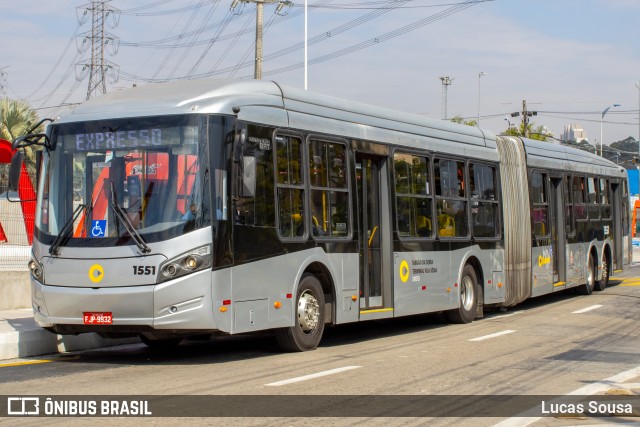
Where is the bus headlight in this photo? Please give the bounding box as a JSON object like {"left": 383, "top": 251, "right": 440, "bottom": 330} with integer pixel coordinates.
{"left": 28, "top": 257, "right": 44, "bottom": 282}
{"left": 158, "top": 245, "right": 211, "bottom": 283}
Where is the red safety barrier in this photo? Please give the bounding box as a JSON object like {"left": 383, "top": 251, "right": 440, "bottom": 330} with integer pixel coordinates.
{"left": 0, "top": 138, "right": 36, "bottom": 244}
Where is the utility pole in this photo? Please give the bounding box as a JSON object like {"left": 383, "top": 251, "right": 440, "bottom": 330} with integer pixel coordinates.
{"left": 76, "top": 0, "right": 120, "bottom": 100}
{"left": 231, "top": 0, "right": 292, "bottom": 80}
{"left": 439, "top": 76, "right": 454, "bottom": 120}
{"left": 519, "top": 100, "right": 537, "bottom": 138}
{"left": 522, "top": 100, "right": 529, "bottom": 138}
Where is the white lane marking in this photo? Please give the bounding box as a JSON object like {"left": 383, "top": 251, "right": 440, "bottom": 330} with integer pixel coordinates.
{"left": 490, "top": 311, "right": 524, "bottom": 319}
{"left": 493, "top": 365, "right": 640, "bottom": 427}
{"left": 572, "top": 304, "right": 603, "bottom": 314}
{"left": 265, "top": 365, "right": 362, "bottom": 387}
{"left": 468, "top": 330, "right": 516, "bottom": 342}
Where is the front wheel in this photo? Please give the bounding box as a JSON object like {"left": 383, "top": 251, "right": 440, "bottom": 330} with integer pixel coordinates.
{"left": 445, "top": 265, "right": 478, "bottom": 324}
{"left": 275, "top": 274, "right": 326, "bottom": 352}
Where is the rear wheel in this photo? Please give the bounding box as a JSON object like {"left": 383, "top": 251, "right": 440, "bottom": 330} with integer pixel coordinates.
{"left": 275, "top": 273, "right": 325, "bottom": 352}
{"left": 594, "top": 251, "right": 609, "bottom": 291}
{"left": 445, "top": 265, "right": 478, "bottom": 324}
{"left": 577, "top": 254, "right": 595, "bottom": 295}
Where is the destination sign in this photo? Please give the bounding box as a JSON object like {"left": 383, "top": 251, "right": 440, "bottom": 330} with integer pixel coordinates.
{"left": 64, "top": 125, "right": 197, "bottom": 152}
{"left": 74, "top": 129, "right": 163, "bottom": 151}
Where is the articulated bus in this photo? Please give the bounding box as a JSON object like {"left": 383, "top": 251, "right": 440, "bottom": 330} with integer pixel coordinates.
{"left": 10, "top": 79, "right": 630, "bottom": 351}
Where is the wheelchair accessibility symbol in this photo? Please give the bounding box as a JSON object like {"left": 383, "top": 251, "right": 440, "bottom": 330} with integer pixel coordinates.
{"left": 91, "top": 220, "right": 107, "bottom": 237}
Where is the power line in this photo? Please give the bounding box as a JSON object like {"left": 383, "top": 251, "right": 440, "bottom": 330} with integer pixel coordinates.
{"left": 166, "top": 1, "right": 222, "bottom": 79}
{"left": 256, "top": 0, "right": 481, "bottom": 78}
{"left": 219, "top": 12, "right": 259, "bottom": 78}
{"left": 35, "top": 0, "right": 484, "bottom": 109}
{"left": 292, "top": 0, "right": 492, "bottom": 8}
{"left": 150, "top": 0, "right": 207, "bottom": 80}
{"left": 537, "top": 113, "right": 638, "bottom": 127}
{"left": 185, "top": 9, "right": 236, "bottom": 78}
{"left": 119, "top": 0, "right": 405, "bottom": 81}
{"left": 120, "top": 0, "right": 214, "bottom": 16}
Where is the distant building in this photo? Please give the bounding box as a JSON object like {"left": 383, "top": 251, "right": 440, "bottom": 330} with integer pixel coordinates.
{"left": 562, "top": 124, "right": 588, "bottom": 143}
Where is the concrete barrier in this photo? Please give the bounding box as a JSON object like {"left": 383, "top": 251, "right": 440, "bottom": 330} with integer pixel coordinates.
{"left": 0, "top": 310, "right": 140, "bottom": 361}
{"left": 0, "top": 270, "right": 30, "bottom": 310}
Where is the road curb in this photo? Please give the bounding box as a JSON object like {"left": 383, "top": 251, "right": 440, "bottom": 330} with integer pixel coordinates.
{"left": 0, "top": 320, "right": 139, "bottom": 361}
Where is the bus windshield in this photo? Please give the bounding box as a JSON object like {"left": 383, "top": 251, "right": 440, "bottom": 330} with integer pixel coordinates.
{"left": 36, "top": 114, "right": 212, "bottom": 246}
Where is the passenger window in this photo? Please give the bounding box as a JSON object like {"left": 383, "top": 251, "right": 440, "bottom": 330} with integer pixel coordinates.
{"left": 394, "top": 152, "right": 433, "bottom": 238}
{"left": 564, "top": 175, "right": 575, "bottom": 236}
{"left": 572, "top": 176, "right": 587, "bottom": 220}
{"left": 530, "top": 171, "right": 549, "bottom": 237}
{"left": 470, "top": 163, "right": 499, "bottom": 238}
{"left": 587, "top": 177, "right": 599, "bottom": 220}
{"left": 434, "top": 158, "right": 468, "bottom": 238}
{"left": 275, "top": 135, "right": 305, "bottom": 239}
{"left": 308, "top": 139, "right": 349, "bottom": 238}
{"left": 600, "top": 179, "right": 611, "bottom": 219}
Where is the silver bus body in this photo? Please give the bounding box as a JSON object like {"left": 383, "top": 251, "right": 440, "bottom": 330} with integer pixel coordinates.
{"left": 23, "top": 79, "right": 629, "bottom": 350}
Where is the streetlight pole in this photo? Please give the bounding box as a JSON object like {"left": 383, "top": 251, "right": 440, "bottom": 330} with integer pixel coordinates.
{"left": 477, "top": 72, "right": 486, "bottom": 126}
{"left": 600, "top": 103, "right": 621, "bottom": 157}
{"left": 439, "top": 76, "right": 453, "bottom": 120}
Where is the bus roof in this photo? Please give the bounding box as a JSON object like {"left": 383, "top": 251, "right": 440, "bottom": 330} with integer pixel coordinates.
{"left": 53, "top": 79, "right": 626, "bottom": 177}
{"left": 55, "top": 78, "right": 494, "bottom": 151}
{"left": 521, "top": 136, "right": 626, "bottom": 178}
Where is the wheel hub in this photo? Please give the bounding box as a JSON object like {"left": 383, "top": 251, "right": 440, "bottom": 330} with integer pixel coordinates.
{"left": 461, "top": 276, "right": 474, "bottom": 311}
{"left": 297, "top": 290, "right": 320, "bottom": 333}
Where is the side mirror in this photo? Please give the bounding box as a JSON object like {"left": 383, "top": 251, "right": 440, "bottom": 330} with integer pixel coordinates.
{"left": 233, "top": 128, "right": 246, "bottom": 162}
{"left": 242, "top": 156, "right": 256, "bottom": 197}
{"left": 8, "top": 150, "right": 24, "bottom": 193}
{"left": 36, "top": 150, "right": 43, "bottom": 182}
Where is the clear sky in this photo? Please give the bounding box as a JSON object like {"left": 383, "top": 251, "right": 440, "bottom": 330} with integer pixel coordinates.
{"left": 1, "top": 0, "right": 639, "bottom": 149}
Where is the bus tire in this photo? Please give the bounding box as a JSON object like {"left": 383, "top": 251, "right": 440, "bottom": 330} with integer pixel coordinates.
{"left": 139, "top": 335, "right": 182, "bottom": 350}
{"left": 594, "top": 251, "right": 609, "bottom": 291}
{"left": 275, "top": 273, "right": 325, "bottom": 352}
{"left": 577, "top": 254, "right": 595, "bottom": 295}
{"left": 445, "top": 264, "right": 478, "bottom": 324}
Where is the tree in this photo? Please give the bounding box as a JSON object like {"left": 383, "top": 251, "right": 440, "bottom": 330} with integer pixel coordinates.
{"left": 0, "top": 97, "right": 44, "bottom": 187}
{"left": 450, "top": 115, "right": 477, "bottom": 127}
{"left": 0, "top": 98, "right": 42, "bottom": 141}
{"left": 609, "top": 137, "right": 638, "bottom": 168}
{"left": 501, "top": 121, "right": 551, "bottom": 141}
{"left": 564, "top": 139, "right": 596, "bottom": 155}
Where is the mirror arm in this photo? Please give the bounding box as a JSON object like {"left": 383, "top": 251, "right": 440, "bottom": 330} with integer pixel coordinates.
{"left": 12, "top": 133, "right": 52, "bottom": 151}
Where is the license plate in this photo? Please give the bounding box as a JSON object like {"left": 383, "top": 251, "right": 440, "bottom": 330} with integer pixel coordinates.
{"left": 83, "top": 312, "right": 113, "bottom": 325}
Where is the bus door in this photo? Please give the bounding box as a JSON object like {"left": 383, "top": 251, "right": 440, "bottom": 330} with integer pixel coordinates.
{"left": 549, "top": 177, "right": 566, "bottom": 284}
{"left": 355, "top": 154, "right": 391, "bottom": 310}
{"left": 611, "top": 182, "right": 623, "bottom": 270}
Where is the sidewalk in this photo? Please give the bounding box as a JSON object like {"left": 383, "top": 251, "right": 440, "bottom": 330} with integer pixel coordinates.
{"left": 0, "top": 308, "right": 138, "bottom": 361}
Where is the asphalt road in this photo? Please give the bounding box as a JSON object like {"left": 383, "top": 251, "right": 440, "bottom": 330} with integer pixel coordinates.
{"left": 1, "top": 265, "right": 639, "bottom": 426}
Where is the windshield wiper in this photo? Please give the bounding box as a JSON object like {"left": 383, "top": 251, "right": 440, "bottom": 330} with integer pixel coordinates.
{"left": 49, "top": 204, "right": 86, "bottom": 255}
{"left": 110, "top": 181, "right": 151, "bottom": 254}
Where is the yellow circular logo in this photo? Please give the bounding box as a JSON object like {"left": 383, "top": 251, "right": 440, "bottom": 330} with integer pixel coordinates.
{"left": 399, "top": 259, "right": 410, "bottom": 283}
{"left": 88, "top": 264, "right": 105, "bottom": 283}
